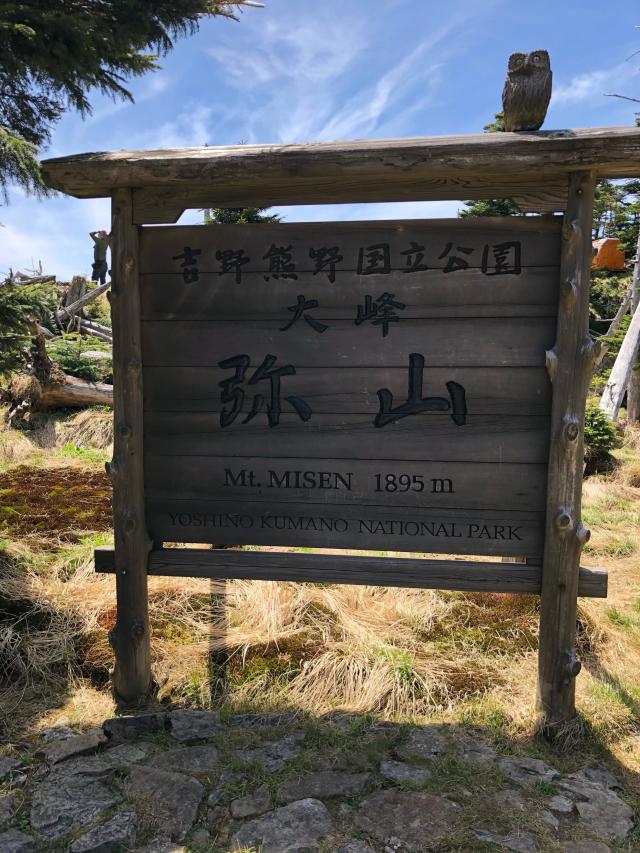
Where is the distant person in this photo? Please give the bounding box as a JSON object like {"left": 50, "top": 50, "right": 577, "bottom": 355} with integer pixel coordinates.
{"left": 90, "top": 229, "right": 111, "bottom": 284}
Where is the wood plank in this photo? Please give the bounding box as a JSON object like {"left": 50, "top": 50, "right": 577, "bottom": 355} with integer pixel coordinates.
{"left": 140, "top": 268, "right": 559, "bottom": 322}
{"left": 144, "top": 499, "right": 545, "bottom": 557}
{"left": 143, "top": 366, "right": 552, "bottom": 416}
{"left": 143, "top": 413, "right": 550, "bottom": 464}
{"left": 144, "top": 456, "right": 548, "bottom": 512}
{"left": 138, "top": 219, "right": 562, "bottom": 274}
{"left": 94, "top": 546, "right": 608, "bottom": 598}
{"left": 41, "top": 127, "right": 640, "bottom": 201}
{"left": 141, "top": 318, "right": 556, "bottom": 368}
{"left": 538, "top": 171, "right": 598, "bottom": 732}
{"left": 107, "top": 188, "right": 153, "bottom": 706}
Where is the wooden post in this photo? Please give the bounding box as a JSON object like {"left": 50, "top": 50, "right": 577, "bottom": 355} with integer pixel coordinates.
{"left": 538, "top": 170, "right": 596, "bottom": 734}
{"left": 107, "top": 188, "right": 153, "bottom": 706}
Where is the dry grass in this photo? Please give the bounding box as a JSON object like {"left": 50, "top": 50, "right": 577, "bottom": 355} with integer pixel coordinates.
{"left": 0, "top": 412, "right": 639, "bottom": 780}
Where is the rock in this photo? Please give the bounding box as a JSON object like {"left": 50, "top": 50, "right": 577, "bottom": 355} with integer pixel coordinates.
{"left": 189, "top": 828, "right": 211, "bottom": 850}
{"left": 235, "top": 733, "right": 303, "bottom": 772}
{"left": 148, "top": 745, "right": 220, "bottom": 776}
{"left": 560, "top": 843, "right": 611, "bottom": 853}
{"left": 355, "top": 790, "right": 461, "bottom": 851}
{"left": 549, "top": 794, "right": 574, "bottom": 813}
{"left": 168, "top": 710, "right": 222, "bottom": 743}
{"left": 137, "top": 838, "right": 185, "bottom": 853}
{"left": 579, "top": 767, "right": 621, "bottom": 790}
{"left": 0, "top": 828, "right": 37, "bottom": 853}
{"left": 125, "top": 766, "right": 203, "bottom": 841}
{"left": 476, "top": 829, "right": 537, "bottom": 852}
{"left": 39, "top": 729, "right": 107, "bottom": 765}
{"left": 206, "top": 790, "right": 222, "bottom": 807}
{"left": 281, "top": 771, "right": 371, "bottom": 802}
{"left": 220, "top": 768, "right": 246, "bottom": 786}
{"left": 380, "top": 759, "right": 432, "bottom": 786}
{"left": 41, "top": 726, "right": 76, "bottom": 742}
{"left": 558, "top": 776, "right": 633, "bottom": 839}
{"left": 395, "top": 725, "right": 447, "bottom": 762}
{"left": 69, "top": 811, "right": 138, "bottom": 852}
{"left": 0, "top": 757, "right": 21, "bottom": 781}
{"left": 231, "top": 798, "right": 333, "bottom": 853}
{"left": 541, "top": 810, "right": 559, "bottom": 830}
{"left": 230, "top": 783, "right": 272, "bottom": 818}
{"left": 30, "top": 761, "right": 120, "bottom": 840}
{"left": 103, "top": 713, "right": 166, "bottom": 740}
{"left": 203, "top": 805, "right": 228, "bottom": 830}
{"left": 0, "top": 793, "right": 17, "bottom": 825}
{"left": 493, "top": 789, "right": 526, "bottom": 812}
{"left": 498, "top": 756, "right": 559, "bottom": 786}
{"left": 101, "top": 742, "right": 152, "bottom": 768}
{"left": 336, "top": 842, "right": 376, "bottom": 853}
{"left": 452, "top": 730, "right": 497, "bottom": 763}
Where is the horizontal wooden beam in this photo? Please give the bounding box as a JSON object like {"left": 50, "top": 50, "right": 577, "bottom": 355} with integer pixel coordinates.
{"left": 42, "top": 128, "right": 640, "bottom": 217}
{"left": 94, "top": 547, "right": 607, "bottom": 597}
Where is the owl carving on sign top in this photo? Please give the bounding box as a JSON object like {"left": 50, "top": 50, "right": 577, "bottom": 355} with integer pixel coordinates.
{"left": 502, "top": 50, "right": 552, "bottom": 132}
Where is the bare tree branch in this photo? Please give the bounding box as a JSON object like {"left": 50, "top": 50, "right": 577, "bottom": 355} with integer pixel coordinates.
{"left": 604, "top": 92, "right": 640, "bottom": 104}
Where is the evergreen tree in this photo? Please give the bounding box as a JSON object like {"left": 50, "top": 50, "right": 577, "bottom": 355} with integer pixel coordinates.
{"left": 0, "top": 1, "right": 252, "bottom": 201}
{"left": 203, "top": 207, "right": 281, "bottom": 224}
{"left": 459, "top": 112, "right": 520, "bottom": 218}
{"left": 0, "top": 281, "right": 57, "bottom": 376}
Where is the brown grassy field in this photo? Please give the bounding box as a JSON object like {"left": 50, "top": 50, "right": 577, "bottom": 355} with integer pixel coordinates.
{"left": 1, "top": 410, "right": 639, "bottom": 798}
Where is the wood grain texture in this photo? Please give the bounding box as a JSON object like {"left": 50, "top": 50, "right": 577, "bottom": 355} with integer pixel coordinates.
{"left": 41, "top": 127, "right": 640, "bottom": 202}
{"left": 143, "top": 413, "right": 550, "bottom": 464}
{"left": 141, "top": 318, "right": 556, "bottom": 368}
{"left": 107, "top": 189, "right": 153, "bottom": 706}
{"left": 538, "top": 171, "right": 597, "bottom": 732}
{"left": 144, "top": 456, "right": 548, "bottom": 511}
{"left": 94, "top": 546, "right": 608, "bottom": 598}
{"left": 143, "top": 366, "right": 552, "bottom": 415}
{"left": 140, "top": 270, "right": 559, "bottom": 322}
{"left": 145, "top": 498, "right": 545, "bottom": 557}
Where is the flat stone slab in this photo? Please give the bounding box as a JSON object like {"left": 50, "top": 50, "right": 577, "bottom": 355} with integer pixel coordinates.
{"left": 335, "top": 842, "right": 376, "bottom": 853}
{"left": 476, "top": 829, "right": 537, "bottom": 852}
{"left": 101, "top": 742, "right": 152, "bottom": 768}
{"left": 148, "top": 745, "right": 220, "bottom": 776}
{"left": 451, "top": 730, "right": 497, "bottom": 763}
{"left": 69, "top": 811, "right": 138, "bottom": 852}
{"left": 103, "top": 713, "right": 166, "bottom": 740}
{"left": 231, "top": 798, "right": 333, "bottom": 853}
{"left": 39, "top": 729, "right": 107, "bottom": 765}
{"left": 0, "top": 828, "right": 37, "bottom": 853}
{"left": 560, "top": 843, "right": 611, "bottom": 853}
{"left": 235, "top": 733, "right": 303, "bottom": 772}
{"left": 230, "top": 783, "right": 272, "bottom": 818}
{"left": 281, "top": 770, "right": 371, "bottom": 802}
{"left": 0, "top": 757, "right": 21, "bottom": 782}
{"left": 137, "top": 839, "right": 186, "bottom": 853}
{"left": 395, "top": 725, "right": 447, "bottom": 762}
{"left": 380, "top": 759, "right": 432, "bottom": 786}
{"left": 30, "top": 764, "right": 120, "bottom": 840}
{"left": 498, "top": 756, "right": 559, "bottom": 786}
{"left": 230, "top": 712, "right": 300, "bottom": 728}
{"left": 125, "top": 766, "right": 203, "bottom": 841}
{"left": 41, "top": 726, "right": 76, "bottom": 742}
{"left": 168, "top": 710, "right": 222, "bottom": 743}
{"left": 0, "top": 793, "right": 17, "bottom": 825}
{"left": 549, "top": 794, "right": 574, "bottom": 814}
{"left": 355, "top": 790, "right": 461, "bottom": 851}
{"left": 558, "top": 775, "right": 633, "bottom": 839}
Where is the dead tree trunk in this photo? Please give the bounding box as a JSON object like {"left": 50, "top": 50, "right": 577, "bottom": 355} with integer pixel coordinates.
{"left": 627, "top": 231, "right": 640, "bottom": 421}
{"left": 600, "top": 297, "right": 640, "bottom": 420}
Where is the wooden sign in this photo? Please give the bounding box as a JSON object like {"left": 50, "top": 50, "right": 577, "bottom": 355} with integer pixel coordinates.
{"left": 140, "top": 218, "right": 558, "bottom": 558}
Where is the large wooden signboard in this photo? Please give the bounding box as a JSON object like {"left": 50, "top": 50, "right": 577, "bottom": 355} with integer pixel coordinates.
{"left": 45, "top": 128, "right": 640, "bottom": 726}
{"left": 141, "top": 218, "right": 558, "bottom": 558}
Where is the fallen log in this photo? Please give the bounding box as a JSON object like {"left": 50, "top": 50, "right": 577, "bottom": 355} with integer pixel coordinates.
{"left": 38, "top": 373, "right": 113, "bottom": 408}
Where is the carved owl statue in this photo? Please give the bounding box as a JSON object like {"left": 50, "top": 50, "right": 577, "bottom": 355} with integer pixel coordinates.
{"left": 502, "top": 50, "right": 552, "bottom": 131}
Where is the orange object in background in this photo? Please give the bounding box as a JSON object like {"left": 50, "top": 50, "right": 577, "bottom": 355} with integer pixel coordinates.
{"left": 592, "top": 237, "right": 626, "bottom": 270}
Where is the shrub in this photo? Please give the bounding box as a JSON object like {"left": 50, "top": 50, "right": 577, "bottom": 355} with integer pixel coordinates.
{"left": 584, "top": 402, "right": 619, "bottom": 464}
{"left": 46, "top": 333, "right": 112, "bottom": 383}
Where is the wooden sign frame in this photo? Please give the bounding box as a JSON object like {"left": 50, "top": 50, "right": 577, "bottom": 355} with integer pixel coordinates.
{"left": 44, "top": 127, "right": 640, "bottom": 730}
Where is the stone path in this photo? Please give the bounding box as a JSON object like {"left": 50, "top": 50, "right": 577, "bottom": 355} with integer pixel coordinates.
{"left": 0, "top": 710, "right": 636, "bottom": 851}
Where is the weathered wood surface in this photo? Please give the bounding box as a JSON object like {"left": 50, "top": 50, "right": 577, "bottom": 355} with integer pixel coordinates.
{"left": 107, "top": 188, "right": 152, "bottom": 706}
{"left": 626, "top": 229, "right": 640, "bottom": 421}
{"left": 94, "top": 546, "right": 608, "bottom": 598}
{"left": 39, "top": 374, "right": 113, "bottom": 408}
{"left": 42, "top": 127, "right": 640, "bottom": 199}
{"left": 601, "top": 269, "right": 640, "bottom": 420}
{"left": 144, "top": 366, "right": 552, "bottom": 415}
{"left": 145, "top": 498, "right": 544, "bottom": 557}
{"left": 538, "top": 171, "right": 597, "bottom": 733}
{"left": 145, "top": 456, "right": 547, "bottom": 510}
{"left": 142, "top": 318, "right": 556, "bottom": 368}
{"left": 140, "top": 270, "right": 559, "bottom": 322}
{"left": 144, "top": 413, "right": 550, "bottom": 464}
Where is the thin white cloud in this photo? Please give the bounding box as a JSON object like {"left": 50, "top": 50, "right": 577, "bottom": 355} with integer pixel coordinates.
{"left": 552, "top": 61, "right": 638, "bottom": 106}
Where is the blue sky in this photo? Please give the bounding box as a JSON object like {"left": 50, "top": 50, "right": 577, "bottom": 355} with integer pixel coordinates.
{"left": 3, "top": 0, "right": 640, "bottom": 280}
